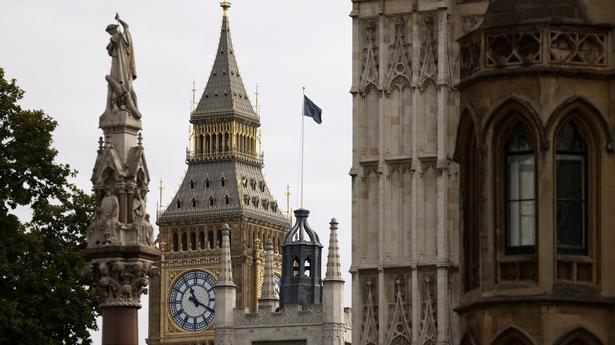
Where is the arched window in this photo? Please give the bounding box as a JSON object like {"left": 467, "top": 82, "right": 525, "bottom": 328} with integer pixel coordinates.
{"left": 225, "top": 195, "right": 230, "bottom": 205}
{"left": 556, "top": 123, "right": 587, "bottom": 255}
{"left": 505, "top": 123, "right": 536, "bottom": 253}
{"left": 208, "top": 230, "right": 214, "bottom": 249}
{"left": 172, "top": 232, "right": 179, "bottom": 252}
{"left": 224, "top": 132, "right": 230, "bottom": 151}
{"left": 212, "top": 134, "right": 217, "bottom": 152}
{"left": 205, "top": 134, "right": 210, "bottom": 154}
{"left": 554, "top": 327, "right": 603, "bottom": 345}
{"left": 221, "top": 177, "right": 226, "bottom": 187}
{"left": 197, "top": 134, "right": 204, "bottom": 156}
{"left": 192, "top": 198, "right": 197, "bottom": 208}
{"left": 292, "top": 257, "right": 300, "bottom": 277}
{"left": 304, "top": 258, "right": 312, "bottom": 277}
{"left": 209, "top": 196, "right": 215, "bottom": 206}
{"left": 176, "top": 199, "right": 181, "bottom": 209}
{"left": 491, "top": 327, "right": 534, "bottom": 345}
{"left": 459, "top": 115, "right": 480, "bottom": 291}
{"left": 205, "top": 178, "right": 211, "bottom": 189}
{"left": 190, "top": 180, "right": 195, "bottom": 189}
{"left": 217, "top": 229, "right": 222, "bottom": 248}
{"left": 199, "top": 230, "right": 205, "bottom": 250}
{"left": 181, "top": 231, "right": 188, "bottom": 251}
{"left": 190, "top": 231, "right": 196, "bottom": 250}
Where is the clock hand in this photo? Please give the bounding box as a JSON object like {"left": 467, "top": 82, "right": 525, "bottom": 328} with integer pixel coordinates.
{"left": 188, "top": 295, "right": 200, "bottom": 307}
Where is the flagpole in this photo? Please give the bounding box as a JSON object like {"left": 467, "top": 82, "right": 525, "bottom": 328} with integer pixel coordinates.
{"left": 300, "top": 87, "right": 305, "bottom": 208}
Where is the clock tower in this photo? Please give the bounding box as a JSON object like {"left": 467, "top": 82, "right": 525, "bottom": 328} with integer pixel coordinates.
{"left": 147, "top": 2, "right": 289, "bottom": 344}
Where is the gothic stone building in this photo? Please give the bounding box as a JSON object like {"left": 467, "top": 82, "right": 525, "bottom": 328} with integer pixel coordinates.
{"left": 215, "top": 210, "right": 352, "bottom": 345}
{"left": 147, "top": 3, "right": 289, "bottom": 344}
{"left": 455, "top": 0, "right": 615, "bottom": 345}
{"left": 349, "top": 1, "right": 488, "bottom": 345}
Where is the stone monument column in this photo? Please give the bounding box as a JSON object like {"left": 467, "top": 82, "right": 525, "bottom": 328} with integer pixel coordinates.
{"left": 82, "top": 14, "right": 160, "bottom": 345}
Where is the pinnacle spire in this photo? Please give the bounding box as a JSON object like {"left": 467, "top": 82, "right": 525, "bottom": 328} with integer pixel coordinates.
{"left": 218, "top": 224, "right": 235, "bottom": 287}
{"left": 192, "top": 4, "right": 257, "bottom": 122}
{"left": 258, "top": 239, "right": 279, "bottom": 310}
{"left": 324, "top": 218, "right": 343, "bottom": 281}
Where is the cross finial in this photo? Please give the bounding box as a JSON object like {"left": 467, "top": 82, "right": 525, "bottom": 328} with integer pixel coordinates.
{"left": 220, "top": 0, "right": 231, "bottom": 16}
{"left": 98, "top": 136, "right": 104, "bottom": 152}
{"left": 138, "top": 132, "right": 143, "bottom": 146}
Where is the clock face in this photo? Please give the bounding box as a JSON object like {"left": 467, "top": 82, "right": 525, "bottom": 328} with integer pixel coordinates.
{"left": 169, "top": 270, "right": 216, "bottom": 331}
{"left": 274, "top": 274, "right": 281, "bottom": 297}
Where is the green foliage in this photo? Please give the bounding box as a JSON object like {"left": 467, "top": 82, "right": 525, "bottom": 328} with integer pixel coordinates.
{"left": 0, "top": 68, "right": 99, "bottom": 345}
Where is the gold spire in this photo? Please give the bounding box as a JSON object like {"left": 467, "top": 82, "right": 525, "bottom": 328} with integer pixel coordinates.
{"left": 220, "top": 0, "right": 231, "bottom": 16}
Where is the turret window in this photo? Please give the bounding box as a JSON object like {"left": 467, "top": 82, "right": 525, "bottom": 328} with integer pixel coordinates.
{"left": 505, "top": 123, "right": 536, "bottom": 253}
{"left": 304, "top": 258, "right": 312, "bottom": 277}
{"left": 176, "top": 199, "right": 181, "bottom": 209}
{"left": 292, "top": 257, "right": 300, "bottom": 277}
{"left": 209, "top": 196, "right": 215, "bottom": 206}
{"left": 192, "top": 198, "right": 197, "bottom": 208}
{"left": 190, "top": 180, "right": 195, "bottom": 189}
{"left": 225, "top": 195, "right": 230, "bottom": 205}
{"left": 221, "top": 177, "right": 226, "bottom": 187}
{"left": 556, "top": 123, "right": 587, "bottom": 254}
{"left": 205, "top": 178, "right": 211, "bottom": 189}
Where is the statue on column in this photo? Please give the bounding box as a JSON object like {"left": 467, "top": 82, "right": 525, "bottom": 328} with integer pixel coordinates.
{"left": 104, "top": 13, "right": 142, "bottom": 119}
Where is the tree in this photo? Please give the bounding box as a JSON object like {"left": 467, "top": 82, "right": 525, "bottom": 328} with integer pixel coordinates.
{"left": 0, "top": 67, "right": 99, "bottom": 345}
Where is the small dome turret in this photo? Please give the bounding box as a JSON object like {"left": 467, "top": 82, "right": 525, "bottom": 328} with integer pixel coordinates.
{"left": 283, "top": 208, "right": 321, "bottom": 245}
{"left": 280, "top": 208, "right": 323, "bottom": 308}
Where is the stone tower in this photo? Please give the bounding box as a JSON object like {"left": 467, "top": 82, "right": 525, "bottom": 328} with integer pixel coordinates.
{"left": 280, "top": 208, "right": 323, "bottom": 308}
{"left": 147, "top": 2, "right": 289, "bottom": 344}
{"left": 455, "top": 0, "right": 615, "bottom": 344}
{"left": 349, "top": 1, "right": 487, "bottom": 345}
{"left": 83, "top": 14, "right": 159, "bottom": 345}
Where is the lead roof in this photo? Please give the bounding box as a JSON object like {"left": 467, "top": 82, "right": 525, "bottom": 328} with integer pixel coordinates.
{"left": 191, "top": 14, "right": 257, "bottom": 123}
{"left": 159, "top": 8, "right": 288, "bottom": 229}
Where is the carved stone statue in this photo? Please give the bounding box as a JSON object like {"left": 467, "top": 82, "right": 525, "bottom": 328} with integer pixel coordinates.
{"left": 99, "top": 188, "right": 121, "bottom": 244}
{"left": 105, "top": 13, "right": 141, "bottom": 119}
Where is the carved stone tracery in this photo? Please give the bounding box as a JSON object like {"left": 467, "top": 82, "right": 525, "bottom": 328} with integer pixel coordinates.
{"left": 385, "top": 16, "right": 412, "bottom": 93}
{"left": 360, "top": 19, "right": 380, "bottom": 94}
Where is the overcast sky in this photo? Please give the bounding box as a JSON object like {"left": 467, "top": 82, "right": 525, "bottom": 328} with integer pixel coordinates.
{"left": 1, "top": 1, "right": 352, "bottom": 344}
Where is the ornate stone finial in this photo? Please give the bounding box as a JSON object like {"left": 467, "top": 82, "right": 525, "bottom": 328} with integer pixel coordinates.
{"left": 258, "top": 239, "right": 279, "bottom": 310}
{"left": 220, "top": 0, "right": 231, "bottom": 16}
{"left": 218, "top": 224, "right": 235, "bottom": 287}
{"left": 103, "top": 13, "right": 141, "bottom": 120}
{"left": 324, "top": 218, "right": 344, "bottom": 282}
{"left": 137, "top": 132, "right": 143, "bottom": 147}
{"left": 98, "top": 136, "right": 104, "bottom": 153}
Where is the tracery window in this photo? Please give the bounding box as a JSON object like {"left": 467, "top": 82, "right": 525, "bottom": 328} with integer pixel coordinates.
{"left": 292, "top": 257, "right": 300, "bottom": 277}
{"left": 556, "top": 123, "right": 587, "bottom": 254}
{"left": 505, "top": 123, "right": 536, "bottom": 253}
{"left": 304, "top": 258, "right": 312, "bottom": 277}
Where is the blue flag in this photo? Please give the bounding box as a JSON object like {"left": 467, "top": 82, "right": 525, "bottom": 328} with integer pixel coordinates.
{"left": 303, "top": 95, "right": 322, "bottom": 124}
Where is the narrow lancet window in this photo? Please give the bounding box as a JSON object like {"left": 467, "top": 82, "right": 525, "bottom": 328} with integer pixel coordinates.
{"left": 556, "top": 123, "right": 587, "bottom": 254}
{"left": 505, "top": 123, "right": 536, "bottom": 253}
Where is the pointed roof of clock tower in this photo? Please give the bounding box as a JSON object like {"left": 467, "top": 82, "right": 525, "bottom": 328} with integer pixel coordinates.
{"left": 192, "top": 0, "right": 257, "bottom": 123}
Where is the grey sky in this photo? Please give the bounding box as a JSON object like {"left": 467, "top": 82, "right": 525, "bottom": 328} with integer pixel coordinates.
{"left": 0, "top": 1, "right": 352, "bottom": 344}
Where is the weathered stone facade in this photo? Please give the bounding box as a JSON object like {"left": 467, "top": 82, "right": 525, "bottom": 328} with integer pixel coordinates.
{"left": 455, "top": 1, "right": 615, "bottom": 345}
{"left": 349, "top": 1, "right": 487, "bottom": 345}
